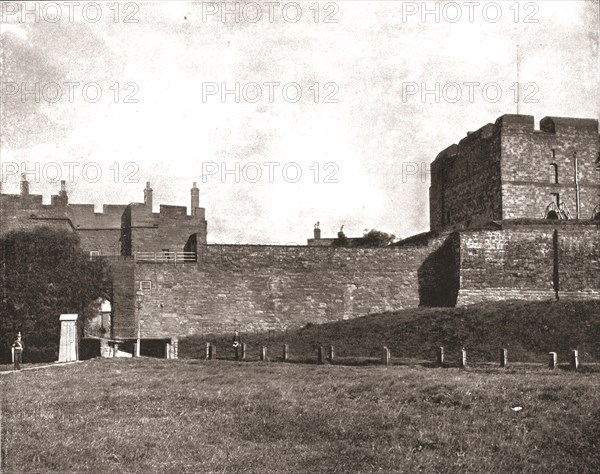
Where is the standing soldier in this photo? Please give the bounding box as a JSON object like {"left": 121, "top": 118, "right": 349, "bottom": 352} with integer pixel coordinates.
{"left": 12, "top": 332, "right": 24, "bottom": 371}
{"left": 232, "top": 330, "right": 241, "bottom": 360}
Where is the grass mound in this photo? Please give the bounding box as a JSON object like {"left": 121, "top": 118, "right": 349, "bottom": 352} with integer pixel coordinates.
{"left": 180, "top": 300, "right": 600, "bottom": 364}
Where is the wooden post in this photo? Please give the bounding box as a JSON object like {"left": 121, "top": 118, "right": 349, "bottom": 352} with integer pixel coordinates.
{"left": 570, "top": 349, "right": 579, "bottom": 370}
{"left": 549, "top": 352, "right": 557, "bottom": 369}
{"left": 240, "top": 343, "right": 246, "bottom": 360}
{"left": 459, "top": 348, "right": 467, "bottom": 369}
{"left": 437, "top": 347, "right": 444, "bottom": 368}
{"left": 382, "top": 347, "right": 391, "bottom": 366}
{"left": 500, "top": 348, "right": 508, "bottom": 368}
{"left": 317, "top": 346, "right": 324, "bottom": 364}
{"left": 209, "top": 344, "right": 216, "bottom": 360}
{"left": 283, "top": 344, "right": 289, "bottom": 362}
{"left": 205, "top": 342, "right": 210, "bottom": 360}
{"left": 260, "top": 346, "right": 267, "bottom": 362}
{"left": 328, "top": 345, "right": 334, "bottom": 363}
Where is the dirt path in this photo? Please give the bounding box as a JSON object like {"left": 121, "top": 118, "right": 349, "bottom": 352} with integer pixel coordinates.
{"left": 0, "top": 360, "right": 82, "bottom": 375}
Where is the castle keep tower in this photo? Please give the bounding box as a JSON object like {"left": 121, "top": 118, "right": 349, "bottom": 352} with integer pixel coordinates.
{"left": 430, "top": 115, "right": 600, "bottom": 231}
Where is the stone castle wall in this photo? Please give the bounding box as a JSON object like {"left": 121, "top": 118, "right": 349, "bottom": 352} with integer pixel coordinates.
{"left": 111, "top": 221, "right": 598, "bottom": 340}
{"left": 0, "top": 189, "right": 125, "bottom": 255}
{"left": 429, "top": 122, "right": 503, "bottom": 230}
{"left": 430, "top": 115, "right": 600, "bottom": 231}
{"left": 457, "top": 223, "right": 600, "bottom": 305}
{"left": 0, "top": 181, "right": 207, "bottom": 257}
{"left": 500, "top": 116, "right": 600, "bottom": 220}
{"left": 2, "top": 115, "right": 598, "bottom": 346}
{"left": 122, "top": 242, "right": 446, "bottom": 338}
{"left": 121, "top": 203, "right": 207, "bottom": 256}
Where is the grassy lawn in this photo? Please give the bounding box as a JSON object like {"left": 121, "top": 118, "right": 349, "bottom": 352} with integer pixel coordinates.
{"left": 1, "top": 358, "right": 599, "bottom": 473}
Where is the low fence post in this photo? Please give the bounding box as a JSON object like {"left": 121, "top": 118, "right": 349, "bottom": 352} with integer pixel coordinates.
{"left": 382, "top": 347, "right": 391, "bottom": 366}
{"left": 500, "top": 348, "right": 508, "bottom": 368}
{"left": 205, "top": 342, "right": 210, "bottom": 360}
{"left": 570, "top": 349, "right": 579, "bottom": 370}
{"left": 240, "top": 343, "right": 246, "bottom": 360}
{"left": 459, "top": 348, "right": 467, "bottom": 369}
{"left": 283, "top": 344, "right": 289, "bottom": 362}
{"left": 437, "top": 347, "right": 444, "bottom": 368}
{"left": 549, "top": 352, "right": 557, "bottom": 369}
{"left": 209, "top": 344, "right": 216, "bottom": 360}
{"left": 328, "top": 345, "right": 334, "bottom": 363}
{"left": 260, "top": 346, "right": 267, "bottom": 362}
{"left": 317, "top": 346, "right": 325, "bottom": 364}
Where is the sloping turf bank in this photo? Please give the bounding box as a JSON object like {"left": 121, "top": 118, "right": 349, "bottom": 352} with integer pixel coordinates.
{"left": 180, "top": 300, "right": 600, "bottom": 364}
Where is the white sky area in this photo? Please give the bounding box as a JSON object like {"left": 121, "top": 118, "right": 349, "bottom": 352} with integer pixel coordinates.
{"left": 1, "top": 1, "right": 598, "bottom": 243}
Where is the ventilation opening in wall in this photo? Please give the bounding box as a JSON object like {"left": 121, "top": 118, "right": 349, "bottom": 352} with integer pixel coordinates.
{"left": 549, "top": 163, "right": 558, "bottom": 184}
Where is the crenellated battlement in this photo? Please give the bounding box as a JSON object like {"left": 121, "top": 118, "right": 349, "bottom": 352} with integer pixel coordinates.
{"left": 434, "top": 116, "right": 600, "bottom": 169}
{"left": 1, "top": 177, "right": 208, "bottom": 256}
{"left": 430, "top": 114, "right": 600, "bottom": 232}
{"left": 494, "top": 114, "right": 599, "bottom": 135}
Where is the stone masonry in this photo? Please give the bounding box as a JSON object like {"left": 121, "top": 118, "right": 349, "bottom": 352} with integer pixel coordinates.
{"left": 430, "top": 115, "right": 600, "bottom": 230}
{"left": 2, "top": 114, "right": 599, "bottom": 353}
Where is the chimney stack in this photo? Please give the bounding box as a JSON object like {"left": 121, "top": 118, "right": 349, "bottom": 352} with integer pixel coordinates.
{"left": 314, "top": 221, "right": 321, "bottom": 240}
{"left": 59, "top": 180, "right": 68, "bottom": 203}
{"left": 20, "top": 174, "right": 29, "bottom": 196}
{"left": 144, "top": 181, "right": 153, "bottom": 212}
{"left": 52, "top": 180, "right": 69, "bottom": 206}
{"left": 191, "top": 182, "right": 200, "bottom": 216}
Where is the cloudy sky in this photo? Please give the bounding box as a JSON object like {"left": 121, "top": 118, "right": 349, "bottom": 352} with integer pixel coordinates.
{"left": 1, "top": 1, "right": 598, "bottom": 243}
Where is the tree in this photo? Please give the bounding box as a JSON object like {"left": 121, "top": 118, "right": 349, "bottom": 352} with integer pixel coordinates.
{"left": 0, "top": 227, "right": 111, "bottom": 363}
{"left": 358, "top": 229, "right": 397, "bottom": 247}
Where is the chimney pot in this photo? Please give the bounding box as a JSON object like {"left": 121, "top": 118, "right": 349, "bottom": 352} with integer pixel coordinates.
{"left": 144, "top": 181, "right": 153, "bottom": 212}
{"left": 20, "top": 174, "right": 29, "bottom": 196}
{"left": 191, "top": 182, "right": 200, "bottom": 215}
{"left": 313, "top": 222, "right": 321, "bottom": 240}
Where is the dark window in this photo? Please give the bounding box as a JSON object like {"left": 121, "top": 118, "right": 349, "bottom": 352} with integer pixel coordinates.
{"left": 549, "top": 163, "right": 558, "bottom": 184}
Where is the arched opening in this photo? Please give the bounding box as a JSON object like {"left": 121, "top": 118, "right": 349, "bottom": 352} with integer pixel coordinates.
{"left": 546, "top": 193, "right": 561, "bottom": 219}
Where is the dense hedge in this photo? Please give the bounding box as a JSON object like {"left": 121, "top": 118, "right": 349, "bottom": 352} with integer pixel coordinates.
{"left": 0, "top": 227, "right": 110, "bottom": 363}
